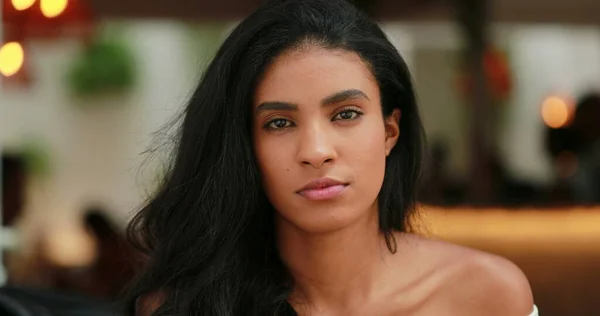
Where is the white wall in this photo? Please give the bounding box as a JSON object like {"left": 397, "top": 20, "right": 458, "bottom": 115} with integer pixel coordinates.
{"left": 385, "top": 23, "right": 600, "bottom": 184}
{"left": 501, "top": 25, "right": 600, "bottom": 183}
{"left": 1, "top": 21, "right": 208, "bottom": 239}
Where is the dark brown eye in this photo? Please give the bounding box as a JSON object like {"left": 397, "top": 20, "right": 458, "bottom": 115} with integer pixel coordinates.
{"left": 333, "top": 109, "right": 362, "bottom": 121}
{"left": 265, "top": 118, "right": 292, "bottom": 129}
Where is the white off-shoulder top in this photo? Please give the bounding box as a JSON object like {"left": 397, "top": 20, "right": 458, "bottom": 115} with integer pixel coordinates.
{"left": 529, "top": 305, "right": 539, "bottom": 316}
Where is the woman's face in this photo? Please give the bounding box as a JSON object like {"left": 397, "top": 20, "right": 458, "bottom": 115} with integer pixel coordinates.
{"left": 253, "top": 46, "right": 400, "bottom": 233}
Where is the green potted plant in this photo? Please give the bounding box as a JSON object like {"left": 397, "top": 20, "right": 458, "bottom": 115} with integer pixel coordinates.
{"left": 67, "top": 35, "right": 136, "bottom": 100}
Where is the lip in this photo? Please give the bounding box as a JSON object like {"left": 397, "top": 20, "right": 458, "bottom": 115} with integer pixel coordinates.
{"left": 296, "top": 177, "right": 349, "bottom": 201}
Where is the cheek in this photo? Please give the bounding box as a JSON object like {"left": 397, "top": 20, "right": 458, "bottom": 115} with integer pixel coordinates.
{"left": 352, "top": 120, "right": 387, "bottom": 165}
{"left": 347, "top": 120, "right": 388, "bottom": 192}
{"left": 254, "top": 136, "right": 294, "bottom": 192}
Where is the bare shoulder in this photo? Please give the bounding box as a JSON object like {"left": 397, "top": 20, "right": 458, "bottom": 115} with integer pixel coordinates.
{"left": 398, "top": 234, "right": 534, "bottom": 315}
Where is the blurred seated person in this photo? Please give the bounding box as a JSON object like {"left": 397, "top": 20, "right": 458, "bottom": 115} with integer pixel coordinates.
{"left": 546, "top": 92, "right": 600, "bottom": 204}
{"left": 50, "top": 206, "right": 140, "bottom": 299}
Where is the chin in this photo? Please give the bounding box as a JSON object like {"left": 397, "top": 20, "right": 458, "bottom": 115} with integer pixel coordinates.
{"left": 278, "top": 203, "right": 375, "bottom": 234}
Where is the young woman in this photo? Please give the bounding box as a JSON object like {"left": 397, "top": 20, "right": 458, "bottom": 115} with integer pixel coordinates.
{"left": 126, "top": 0, "right": 538, "bottom": 315}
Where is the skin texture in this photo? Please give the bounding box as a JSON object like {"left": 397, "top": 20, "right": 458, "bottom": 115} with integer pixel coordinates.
{"left": 250, "top": 46, "right": 534, "bottom": 316}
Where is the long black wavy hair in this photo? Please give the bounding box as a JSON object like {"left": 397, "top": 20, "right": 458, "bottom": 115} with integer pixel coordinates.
{"left": 124, "top": 0, "right": 424, "bottom": 314}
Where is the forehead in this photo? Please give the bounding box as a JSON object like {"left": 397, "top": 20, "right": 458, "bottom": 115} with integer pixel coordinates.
{"left": 254, "top": 47, "right": 378, "bottom": 104}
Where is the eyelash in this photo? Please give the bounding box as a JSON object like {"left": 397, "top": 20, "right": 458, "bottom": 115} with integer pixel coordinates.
{"left": 263, "top": 108, "right": 364, "bottom": 130}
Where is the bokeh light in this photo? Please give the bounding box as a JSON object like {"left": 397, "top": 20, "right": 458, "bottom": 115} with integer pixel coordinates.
{"left": 40, "top": 0, "right": 68, "bottom": 18}
{"left": 11, "top": 0, "right": 36, "bottom": 11}
{"left": 0, "top": 42, "right": 25, "bottom": 77}
{"left": 541, "top": 96, "right": 573, "bottom": 129}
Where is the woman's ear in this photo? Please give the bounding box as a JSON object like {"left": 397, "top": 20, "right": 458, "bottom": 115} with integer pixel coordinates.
{"left": 384, "top": 109, "right": 401, "bottom": 156}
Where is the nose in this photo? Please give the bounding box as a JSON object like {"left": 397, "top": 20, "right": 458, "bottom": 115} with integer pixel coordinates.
{"left": 297, "top": 122, "right": 337, "bottom": 168}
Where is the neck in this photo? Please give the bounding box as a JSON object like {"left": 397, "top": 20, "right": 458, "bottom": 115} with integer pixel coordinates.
{"left": 276, "top": 204, "right": 393, "bottom": 312}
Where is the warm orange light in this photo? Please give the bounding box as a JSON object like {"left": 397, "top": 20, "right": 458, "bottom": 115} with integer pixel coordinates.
{"left": 11, "top": 0, "right": 36, "bottom": 11}
{"left": 0, "top": 42, "right": 25, "bottom": 77}
{"left": 541, "top": 96, "right": 573, "bottom": 129}
{"left": 422, "top": 205, "right": 600, "bottom": 252}
{"left": 40, "top": 0, "right": 68, "bottom": 18}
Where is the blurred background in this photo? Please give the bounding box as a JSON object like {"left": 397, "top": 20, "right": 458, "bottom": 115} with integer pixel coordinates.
{"left": 1, "top": 0, "right": 599, "bottom": 315}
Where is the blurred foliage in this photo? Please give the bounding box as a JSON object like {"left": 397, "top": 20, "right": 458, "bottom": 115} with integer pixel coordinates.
{"left": 67, "top": 35, "right": 136, "bottom": 99}
{"left": 21, "top": 139, "right": 53, "bottom": 178}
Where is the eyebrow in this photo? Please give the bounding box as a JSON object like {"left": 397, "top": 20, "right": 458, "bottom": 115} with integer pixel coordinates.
{"left": 321, "top": 89, "right": 370, "bottom": 106}
{"left": 255, "top": 89, "right": 369, "bottom": 113}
